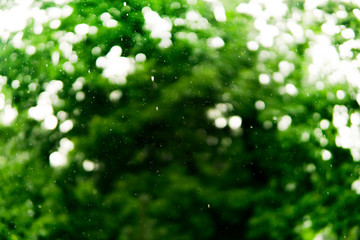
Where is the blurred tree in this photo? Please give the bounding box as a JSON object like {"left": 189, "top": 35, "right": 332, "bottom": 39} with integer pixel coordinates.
{"left": 1, "top": 0, "right": 360, "bottom": 239}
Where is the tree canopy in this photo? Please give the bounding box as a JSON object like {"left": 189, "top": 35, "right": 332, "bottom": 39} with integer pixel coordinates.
{"left": 1, "top": 0, "right": 360, "bottom": 239}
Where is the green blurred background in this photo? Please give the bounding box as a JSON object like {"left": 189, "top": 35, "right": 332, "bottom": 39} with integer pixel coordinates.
{"left": 0, "top": 0, "right": 359, "bottom": 239}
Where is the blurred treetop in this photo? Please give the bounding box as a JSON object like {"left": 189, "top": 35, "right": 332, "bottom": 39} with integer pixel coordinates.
{"left": 0, "top": 0, "right": 360, "bottom": 239}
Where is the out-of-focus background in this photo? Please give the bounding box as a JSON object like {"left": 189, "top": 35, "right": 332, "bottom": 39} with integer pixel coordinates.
{"left": 0, "top": 0, "right": 360, "bottom": 239}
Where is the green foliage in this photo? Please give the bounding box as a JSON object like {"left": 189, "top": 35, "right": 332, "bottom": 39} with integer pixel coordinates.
{"left": 1, "top": 0, "right": 360, "bottom": 239}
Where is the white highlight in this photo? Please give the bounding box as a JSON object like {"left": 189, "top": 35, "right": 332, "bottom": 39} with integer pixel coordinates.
{"left": 320, "top": 119, "right": 330, "bottom": 130}
{"left": 0, "top": 94, "right": 5, "bottom": 110}
{"left": 255, "top": 100, "right": 265, "bottom": 110}
{"left": 352, "top": 179, "right": 360, "bottom": 194}
{"left": 142, "top": 7, "right": 172, "bottom": 48}
{"left": 109, "top": 90, "right": 123, "bottom": 102}
{"left": 215, "top": 117, "right": 227, "bottom": 128}
{"left": 43, "top": 115, "right": 58, "bottom": 130}
{"left": 213, "top": 2, "right": 226, "bottom": 22}
{"left": 228, "top": 116, "right": 242, "bottom": 130}
{"left": 336, "top": 90, "right": 345, "bottom": 100}
{"left": 285, "top": 83, "right": 298, "bottom": 96}
{"left": 135, "top": 53, "right": 146, "bottom": 62}
{"left": 83, "top": 160, "right": 96, "bottom": 171}
{"left": 278, "top": 115, "right": 292, "bottom": 131}
{"left": 72, "top": 77, "right": 84, "bottom": 91}
{"left": 259, "top": 74, "right": 270, "bottom": 85}
{"left": 11, "top": 80, "right": 20, "bottom": 89}
{"left": 342, "top": 28, "right": 355, "bottom": 39}
{"left": 0, "top": 105, "right": 18, "bottom": 126}
{"left": 96, "top": 46, "right": 135, "bottom": 84}
{"left": 49, "top": 152, "right": 66, "bottom": 167}
{"left": 207, "top": 37, "right": 225, "bottom": 48}
{"left": 59, "top": 119, "right": 73, "bottom": 133}
{"left": 75, "top": 23, "right": 90, "bottom": 36}
{"left": 49, "top": 138, "right": 74, "bottom": 168}
{"left": 333, "top": 105, "right": 348, "bottom": 128}
{"left": 247, "top": 41, "right": 259, "bottom": 51}
{"left": 28, "top": 104, "right": 53, "bottom": 121}
{"left": 322, "top": 149, "right": 332, "bottom": 161}
{"left": 100, "top": 12, "right": 118, "bottom": 28}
